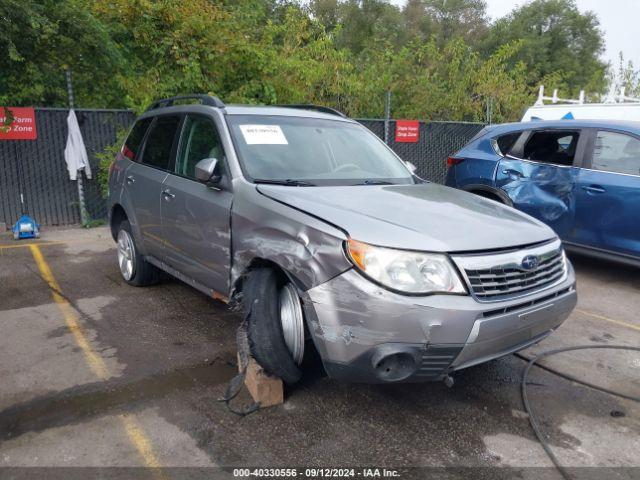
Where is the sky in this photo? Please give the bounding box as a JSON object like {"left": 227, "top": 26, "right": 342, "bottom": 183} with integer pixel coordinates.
{"left": 391, "top": 0, "right": 640, "bottom": 70}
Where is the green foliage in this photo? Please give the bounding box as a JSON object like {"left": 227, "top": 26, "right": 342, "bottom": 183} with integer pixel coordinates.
{"left": 95, "top": 128, "right": 127, "bottom": 198}
{"left": 0, "top": 0, "right": 124, "bottom": 107}
{"left": 354, "top": 37, "right": 531, "bottom": 122}
{"left": 0, "top": 0, "right": 611, "bottom": 122}
{"left": 419, "top": 0, "right": 489, "bottom": 45}
{"left": 83, "top": 218, "right": 107, "bottom": 229}
{"left": 610, "top": 54, "right": 640, "bottom": 99}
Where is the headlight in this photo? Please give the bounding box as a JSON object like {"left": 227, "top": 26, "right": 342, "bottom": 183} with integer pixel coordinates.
{"left": 346, "top": 239, "right": 467, "bottom": 295}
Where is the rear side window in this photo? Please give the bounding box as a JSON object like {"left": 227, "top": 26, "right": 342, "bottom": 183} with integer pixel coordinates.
{"left": 592, "top": 131, "right": 640, "bottom": 176}
{"left": 140, "top": 115, "right": 181, "bottom": 170}
{"left": 523, "top": 130, "right": 580, "bottom": 166}
{"left": 492, "top": 132, "right": 520, "bottom": 156}
{"left": 122, "top": 118, "right": 151, "bottom": 161}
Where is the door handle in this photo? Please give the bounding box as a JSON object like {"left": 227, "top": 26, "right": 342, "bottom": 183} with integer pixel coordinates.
{"left": 502, "top": 168, "right": 523, "bottom": 178}
{"left": 162, "top": 189, "right": 175, "bottom": 200}
{"left": 581, "top": 185, "right": 606, "bottom": 194}
{"left": 126, "top": 175, "right": 135, "bottom": 185}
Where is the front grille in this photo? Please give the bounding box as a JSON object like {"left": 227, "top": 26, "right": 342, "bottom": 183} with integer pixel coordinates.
{"left": 452, "top": 240, "right": 567, "bottom": 302}
{"left": 482, "top": 287, "right": 573, "bottom": 318}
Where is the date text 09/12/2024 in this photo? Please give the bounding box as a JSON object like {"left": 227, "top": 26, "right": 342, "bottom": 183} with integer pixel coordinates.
{"left": 232, "top": 468, "right": 401, "bottom": 478}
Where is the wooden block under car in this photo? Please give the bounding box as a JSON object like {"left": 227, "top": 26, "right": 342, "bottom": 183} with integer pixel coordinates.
{"left": 237, "top": 353, "right": 284, "bottom": 407}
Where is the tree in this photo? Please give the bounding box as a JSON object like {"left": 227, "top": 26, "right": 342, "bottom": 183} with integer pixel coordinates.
{"left": 90, "top": 0, "right": 234, "bottom": 112}
{"left": 405, "top": 0, "right": 489, "bottom": 45}
{"left": 309, "top": 0, "right": 406, "bottom": 54}
{"left": 0, "top": 0, "right": 611, "bottom": 122}
{"left": 0, "top": 0, "right": 123, "bottom": 107}
{"left": 483, "top": 0, "right": 607, "bottom": 96}
{"left": 309, "top": 0, "right": 341, "bottom": 30}
{"left": 357, "top": 37, "right": 530, "bottom": 122}
{"left": 604, "top": 53, "right": 640, "bottom": 100}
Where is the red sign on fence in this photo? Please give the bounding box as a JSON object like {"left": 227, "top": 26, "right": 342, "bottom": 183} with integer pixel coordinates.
{"left": 0, "top": 107, "right": 37, "bottom": 140}
{"left": 395, "top": 120, "right": 419, "bottom": 143}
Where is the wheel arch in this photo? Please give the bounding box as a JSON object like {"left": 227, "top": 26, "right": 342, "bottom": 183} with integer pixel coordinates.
{"left": 230, "top": 257, "right": 307, "bottom": 303}
{"left": 109, "top": 204, "right": 129, "bottom": 241}
{"left": 461, "top": 184, "right": 513, "bottom": 206}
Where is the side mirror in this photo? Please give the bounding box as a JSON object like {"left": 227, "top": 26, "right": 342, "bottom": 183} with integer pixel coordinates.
{"left": 195, "top": 158, "right": 221, "bottom": 185}
{"left": 405, "top": 161, "right": 417, "bottom": 173}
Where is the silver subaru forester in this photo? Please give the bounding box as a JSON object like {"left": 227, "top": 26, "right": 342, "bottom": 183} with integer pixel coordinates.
{"left": 108, "top": 95, "right": 577, "bottom": 384}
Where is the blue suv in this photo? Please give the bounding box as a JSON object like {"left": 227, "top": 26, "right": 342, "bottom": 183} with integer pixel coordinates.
{"left": 445, "top": 120, "right": 640, "bottom": 267}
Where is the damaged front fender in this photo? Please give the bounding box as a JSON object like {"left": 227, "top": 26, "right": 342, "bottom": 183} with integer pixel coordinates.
{"left": 230, "top": 181, "right": 352, "bottom": 296}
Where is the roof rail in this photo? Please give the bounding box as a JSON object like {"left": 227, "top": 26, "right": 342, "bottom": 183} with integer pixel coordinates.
{"left": 274, "top": 104, "right": 347, "bottom": 118}
{"left": 146, "top": 94, "right": 225, "bottom": 111}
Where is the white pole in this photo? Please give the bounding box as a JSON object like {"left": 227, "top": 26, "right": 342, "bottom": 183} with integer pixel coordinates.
{"left": 534, "top": 85, "right": 545, "bottom": 106}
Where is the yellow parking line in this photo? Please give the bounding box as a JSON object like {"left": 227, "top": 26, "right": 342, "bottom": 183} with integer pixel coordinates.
{"left": 120, "top": 414, "right": 163, "bottom": 469}
{"left": 0, "top": 236, "right": 112, "bottom": 250}
{"left": 576, "top": 308, "right": 640, "bottom": 333}
{"left": 29, "top": 244, "right": 165, "bottom": 474}
{"left": 29, "top": 245, "right": 110, "bottom": 379}
{"left": 0, "top": 241, "right": 68, "bottom": 250}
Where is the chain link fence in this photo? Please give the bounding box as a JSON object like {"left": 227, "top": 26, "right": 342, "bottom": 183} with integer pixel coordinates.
{"left": 357, "top": 119, "right": 485, "bottom": 184}
{"left": 1, "top": 109, "right": 484, "bottom": 228}
{"left": 0, "top": 108, "right": 134, "bottom": 229}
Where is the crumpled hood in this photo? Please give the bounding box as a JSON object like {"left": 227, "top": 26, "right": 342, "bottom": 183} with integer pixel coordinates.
{"left": 257, "top": 183, "right": 556, "bottom": 252}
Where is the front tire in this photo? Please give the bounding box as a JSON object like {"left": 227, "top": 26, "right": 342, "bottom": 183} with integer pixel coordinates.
{"left": 243, "top": 268, "right": 303, "bottom": 384}
{"left": 116, "top": 220, "right": 160, "bottom": 287}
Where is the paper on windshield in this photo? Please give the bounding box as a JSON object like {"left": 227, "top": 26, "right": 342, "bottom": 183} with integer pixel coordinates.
{"left": 239, "top": 125, "right": 288, "bottom": 145}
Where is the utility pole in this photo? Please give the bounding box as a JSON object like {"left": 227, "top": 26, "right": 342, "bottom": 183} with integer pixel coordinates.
{"left": 384, "top": 89, "right": 392, "bottom": 145}
{"left": 66, "top": 68, "right": 89, "bottom": 226}
{"left": 486, "top": 97, "right": 493, "bottom": 124}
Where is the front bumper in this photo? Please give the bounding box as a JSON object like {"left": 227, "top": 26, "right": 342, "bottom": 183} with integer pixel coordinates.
{"left": 302, "top": 265, "right": 576, "bottom": 383}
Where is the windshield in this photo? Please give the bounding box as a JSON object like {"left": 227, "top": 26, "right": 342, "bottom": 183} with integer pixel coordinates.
{"left": 227, "top": 115, "right": 414, "bottom": 186}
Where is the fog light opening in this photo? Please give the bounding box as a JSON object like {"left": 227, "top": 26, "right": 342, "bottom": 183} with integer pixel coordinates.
{"left": 373, "top": 352, "right": 417, "bottom": 382}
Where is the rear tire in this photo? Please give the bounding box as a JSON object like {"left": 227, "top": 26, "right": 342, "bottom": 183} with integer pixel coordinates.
{"left": 243, "top": 268, "right": 303, "bottom": 384}
{"left": 116, "top": 220, "right": 160, "bottom": 287}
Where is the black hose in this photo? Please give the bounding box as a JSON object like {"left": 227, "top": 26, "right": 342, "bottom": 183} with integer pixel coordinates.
{"left": 519, "top": 345, "right": 640, "bottom": 480}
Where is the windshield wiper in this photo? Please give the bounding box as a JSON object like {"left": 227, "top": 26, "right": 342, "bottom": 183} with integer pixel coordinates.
{"left": 253, "top": 179, "right": 316, "bottom": 187}
{"left": 351, "top": 180, "right": 394, "bottom": 185}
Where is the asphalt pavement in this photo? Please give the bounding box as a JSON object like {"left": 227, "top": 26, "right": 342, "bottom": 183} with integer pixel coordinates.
{"left": 0, "top": 226, "right": 638, "bottom": 479}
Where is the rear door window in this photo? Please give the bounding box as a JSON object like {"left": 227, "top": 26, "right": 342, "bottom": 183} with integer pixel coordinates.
{"left": 122, "top": 118, "right": 152, "bottom": 161}
{"left": 492, "top": 132, "right": 521, "bottom": 156}
{"left": 592, "top": 131, "right": 640, "bottom": 176}
{"left": 523, "top": 130, "right": 580, "bottom": 166}
{"left": 140, "top": 115, "right": 181, "bottom": 170}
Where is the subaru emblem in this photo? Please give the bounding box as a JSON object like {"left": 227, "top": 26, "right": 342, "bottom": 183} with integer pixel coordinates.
{"left": 521, "top": 255, "right": 539, "bottom": 271}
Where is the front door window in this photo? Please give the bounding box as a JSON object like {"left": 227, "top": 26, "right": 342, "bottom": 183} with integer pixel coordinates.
{"left": 592, "top": 131, "right": 640, "bottom": 176}
{"left": 176, "top": 115, "right": 225, "bottom": 179}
